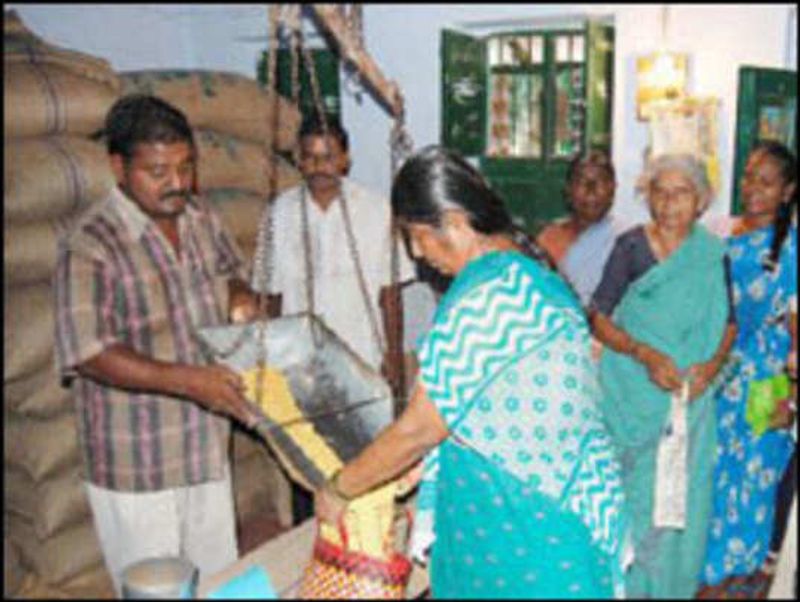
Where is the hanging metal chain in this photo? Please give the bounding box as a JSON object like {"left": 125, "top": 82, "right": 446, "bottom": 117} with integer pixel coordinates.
{"left": 297, "top": 16, "right": 386, "bottom": 362}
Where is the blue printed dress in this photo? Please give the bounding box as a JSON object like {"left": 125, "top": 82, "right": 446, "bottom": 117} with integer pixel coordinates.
{"left": 703, "top": 225, "right": 797, "bottom": 585}
{"left": 409, "top": 250, "right": 632, "bottom": 599}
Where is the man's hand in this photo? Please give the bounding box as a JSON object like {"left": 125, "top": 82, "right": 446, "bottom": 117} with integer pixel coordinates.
{"left": 176, "top": 364, "right": 260, "bottom": 428}
{"left": 228, "top": 280, "right": 282, "bottom": 324}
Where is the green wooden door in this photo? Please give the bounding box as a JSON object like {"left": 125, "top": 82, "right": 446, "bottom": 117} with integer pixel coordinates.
{"left": 440, "top": 29, "right": 487, "bottom": 155}
{"left": 731, "top": 67, "right": 797, "bottom": 215}
{"left": 258, "top": 48, "right": 341, "bottom": 121}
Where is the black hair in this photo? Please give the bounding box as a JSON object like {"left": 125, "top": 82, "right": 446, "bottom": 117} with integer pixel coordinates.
{"left": 299, "top": 112, "right": 349, "bottom": 153}
{"left": 750, "top": 140, "right": 797, "bottom": 272}
{"left": 104, "top": 94, "right": 195, "bottom": 161}
{"left": 566, "top": 149, "right": 616, "bottom": 187}
{"left": 391, "top": 145, "right": 554, "bottom": 268}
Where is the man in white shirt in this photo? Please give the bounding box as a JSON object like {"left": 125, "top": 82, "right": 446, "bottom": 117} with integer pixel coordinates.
{"left": 250, "top": 114, "right": 417, "bottom": 521}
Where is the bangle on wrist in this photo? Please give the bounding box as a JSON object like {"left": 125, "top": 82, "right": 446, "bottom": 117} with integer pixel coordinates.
{"left": 328, "top": 468, "right": 355, "bottom": 502}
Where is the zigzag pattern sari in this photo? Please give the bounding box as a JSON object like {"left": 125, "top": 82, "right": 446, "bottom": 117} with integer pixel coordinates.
{"left": 410, "top": 251, "right": 631, "bottom": 599}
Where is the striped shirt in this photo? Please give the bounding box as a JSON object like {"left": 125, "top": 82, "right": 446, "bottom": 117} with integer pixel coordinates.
{"left": 54, "top": 186, "right": 247, "bottom": 492}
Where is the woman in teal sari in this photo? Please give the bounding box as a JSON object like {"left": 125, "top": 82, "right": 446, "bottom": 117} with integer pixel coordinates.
{"left": 590, "top": 154, "right": 737, "bottom": 598}
{"left": 315, "top": 146, "right": 631, "bottom": 598}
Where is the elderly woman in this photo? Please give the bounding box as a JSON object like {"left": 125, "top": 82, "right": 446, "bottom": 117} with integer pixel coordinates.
{"left": 589, "top": 154, "right": 737, "bottom": 599}
{"left": 702, "top": 141, "right": 797, "bottom": 598}
{"left": 316, "top": 146, "right": 631, "bottom": 598}
{"left": 536, "top": 150, "right": 626, "bottom": 306}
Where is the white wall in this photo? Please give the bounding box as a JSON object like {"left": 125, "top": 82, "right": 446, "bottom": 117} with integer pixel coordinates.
{"left": 9, "top": 3, "right": 796, "bottom": 224}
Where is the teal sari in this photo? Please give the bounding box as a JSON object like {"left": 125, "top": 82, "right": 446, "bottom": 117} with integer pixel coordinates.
{"left": 411, "top": 251, "right": 631, "bottom": 599}
{"left": 598, "top": 225, "right": 729, "bottom": 599}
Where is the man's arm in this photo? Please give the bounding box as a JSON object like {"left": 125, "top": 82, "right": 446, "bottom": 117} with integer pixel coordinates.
{"left": 228, "top": 278, "right": 281, "bottom": 323}
{"left": 76, "top": 343, "right": 259, "bottom": 427}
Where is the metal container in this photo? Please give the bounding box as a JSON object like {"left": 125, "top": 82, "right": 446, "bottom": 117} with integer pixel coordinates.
{"left": 195, "top": 313, "right": 394, "bottom": 490}
{"left": 121, "top": 557, "right": 198, "bottom": 599}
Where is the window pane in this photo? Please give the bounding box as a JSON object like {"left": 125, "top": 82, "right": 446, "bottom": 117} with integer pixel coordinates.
{"left": 553, "top": 66, "right": 584, "bottom": 157}
{"left": 513, "top": 36, "right": 530, "bottom": 64}
{"left": 488, "top": 37, "right": 501, "bottom": 67}
{"left": 530, "top": 35, "right": 544, "bottom": 64}
{"left": 487, "top": 73, "right": 512, "bottom": 156}
{"left": 572, "top": 35, "right": 585, "bottom": 63}
{"left": 501, "top": 37, "right": 516, "bottom": 65}
{"left": 556, "top": 35, "right": 570, "bottom": 63}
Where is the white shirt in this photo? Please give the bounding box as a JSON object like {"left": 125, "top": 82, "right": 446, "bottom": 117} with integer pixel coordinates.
{"left": 252, "top": 179, "right": 415, "bottom": 370}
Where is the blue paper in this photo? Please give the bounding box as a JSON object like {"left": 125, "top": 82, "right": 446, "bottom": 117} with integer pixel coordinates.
{"left": 206, "top": 565, "right": 277, "bottom": 599}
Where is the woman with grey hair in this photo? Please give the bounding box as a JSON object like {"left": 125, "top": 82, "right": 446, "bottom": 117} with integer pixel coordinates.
{"left": 588, "top": 153, "right": 737, "bottom": 598}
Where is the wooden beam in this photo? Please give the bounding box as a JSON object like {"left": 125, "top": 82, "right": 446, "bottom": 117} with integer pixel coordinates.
{"left": 308, "top": 4, "right": 404, "bottom": 118}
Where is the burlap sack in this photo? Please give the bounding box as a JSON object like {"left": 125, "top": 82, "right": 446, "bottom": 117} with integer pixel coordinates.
{"left": 4, "top": 282, "right": 58, "bottom": 380}
{"left": 4, "top": 216, "right": 71, "bottom": 286}
{"left": 14, "top": 561, "right": 114, "bottom": 600}
{"left": 4, "top": 135, "right": 114, "bottom": 223}
{"left": 4, "top": 364, "right": 73, "bottom": 419}
{"left": 3, "top": 537, "right": 26, "bottom": 598}
{"left": 4, "top": 61, "right": 119, "bottom": 139}
{"left": 204, "top": 188, "right": 266, "bottom": 251}
{"left": 6, "top": 516, "right": 104, "bottom": 586}
{"left": 232, "top": 439, "right": 293, "bottom": 530}
{"left": 4, "top": 408, "right": 81, "bottom": 482}
{"left": 6, "top": 464, "right": 91, "bottom": 541}
{"left": 3, "top": 9, "right": 121, "bottom": 91}
{"left": 195, "top": 129, "right": 271, "bottom": 195}
{"left": 119, "top": 70, "right": 300, "bottom": 150}
{"left": 232, "top": 424, "right": 268, "bottom": 461}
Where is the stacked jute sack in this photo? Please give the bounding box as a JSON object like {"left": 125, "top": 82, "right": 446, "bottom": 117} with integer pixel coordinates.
{"left": 4, "top": 10, "right": 301, "bottom": 598}
{"left": 4, "top": 10, "right": 121, "bottom": 599}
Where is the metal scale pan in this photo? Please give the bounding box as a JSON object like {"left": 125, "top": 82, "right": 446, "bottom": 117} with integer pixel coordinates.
{"left": 195, "top": 312, "right": 393, "bottom": 490}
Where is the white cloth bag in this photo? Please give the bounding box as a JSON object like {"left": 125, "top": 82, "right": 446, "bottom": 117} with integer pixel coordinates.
{"left": 653, "top": 381, "right": 690, "bottom": 529}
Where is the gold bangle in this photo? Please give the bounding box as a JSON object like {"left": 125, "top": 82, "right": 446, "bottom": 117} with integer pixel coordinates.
{"left": 328, "top": 469, "right": 355, "bottom": 502}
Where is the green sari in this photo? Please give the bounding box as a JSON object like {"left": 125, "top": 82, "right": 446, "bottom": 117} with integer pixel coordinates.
{"left": 598, "top": 224, "right": 729, "bottom": 599}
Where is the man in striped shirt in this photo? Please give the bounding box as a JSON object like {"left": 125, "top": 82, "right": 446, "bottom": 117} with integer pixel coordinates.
{"left": 54, "top": 95, "right": 260, "bottom": 595}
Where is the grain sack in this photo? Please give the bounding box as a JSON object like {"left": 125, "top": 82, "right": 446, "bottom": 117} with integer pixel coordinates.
{"left": 4, "top": 537, "right": 26, "bottom": 598}
{"left": 4, "top": 365, "right": 73, "bottom": 419}
{"left": 232, "top": 443, "right": 292, "bottom": 529}
{"left": 204, "top": 188, "right": 265, "bottom": 250}
{"left": 4, "top": 282, "right": 56, "bottom": 380}
{"left": 4, "top": 135, "right": 113, "bottom": 223}
{"left": 119, "top": 70, "right": 300, "bottom": 150}
{"left": 195, "top": 129, "right": 271, "bottom": 194}
{"left": 232, "top": 425, "right": 268, "bottom": 462}
{"left": 6, "top": 464, "right": 91, "bottom": 540}
{"left": 6, "top": 517, "right": 104, "bottom": 586}
{"left": 3, "top": 10, "right": 121, "bottom": 91}
{"left": 14, "top": 561, "right": 114, "bottom": 600}
{"left": 4, "top": 62, "right": 119, "bottom": 139}
{"left": 4, "top": 408, "right": 81, "bottom": 482}
{"left": 4, "top": 216, "right": 70, "bottom": 285}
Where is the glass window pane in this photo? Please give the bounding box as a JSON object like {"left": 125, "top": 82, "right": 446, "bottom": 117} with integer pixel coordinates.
{"left": 556, "top": 35, "right": 570, "bottom": 63}
{"left": 513, "top": 36, "right": 530, "bottom": 64}
{"left": 488, "top": 37, "right": 501, "bottom": 67}
{"left": 501, "top": 37, "right": 516, "bottom": 65}
{"left": 553, "top": 66, "right": 584, "bottom": 157}
{"left": 572, "top": 35, "right": 585, "bottom": 63}
{"left": 530, "top": 35, "right": 544, "bottom": 64}
{"left": 487, "top": 73, "right": 512, "bottom": 156}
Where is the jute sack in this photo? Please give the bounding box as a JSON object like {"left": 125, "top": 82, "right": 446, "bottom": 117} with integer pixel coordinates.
{"left": 14, "top": 561, "right": 114, "bottom": 600}
{"left": 4, "top": 408, "right": 81, "bottom": 483}
{"left": 4, "top": 135, "right": 113, "bottom": 223}
{"left": 4, "top": 281, "right": 57, "bottom": 380}
{"left": 4, "top": 538, "right": 26, "bottom": 598}
{"left": 119, "top": 70, "right": 300, "bottom": 150}
{"left": 232, "top": 440, "right": 293, "bottom": 530}
{"left": 4, "top": 216, "right": 71, "bottom": 286}
{"left": 195, "top": 129, "right": 301, "bottom": 197}
{"left": 4, "top": 365, "right": 73, "bottom": 418}
{"left": 232, "top": 424, "right": 269, "bottom": 462}
{"left": 6, "top": 516, "right": 104, "bottom": 586}
{"left": 4, "top": 61, "right": 119, "bottom": 139}
{"left": 204, "top": 188, "right": 266, "bottom": 251}
{"left": 5, "top": 464, "right": 92, "bottom": 541}
{"left": 3, "top": 10, "right": 121, "bottom": 91}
